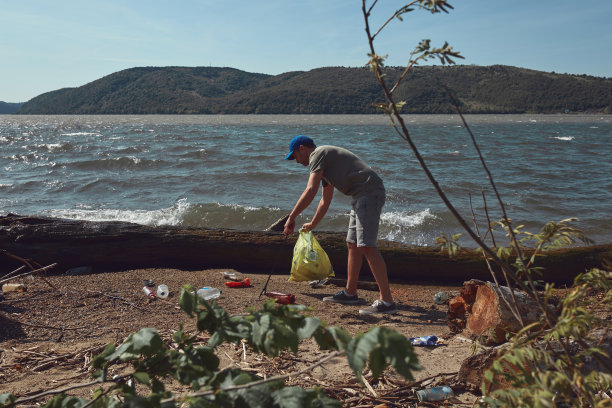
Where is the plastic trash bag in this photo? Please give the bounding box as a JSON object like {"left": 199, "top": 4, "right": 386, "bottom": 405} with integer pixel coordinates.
{"left": 289, "top": 230, "right": 335, "bottom": 282}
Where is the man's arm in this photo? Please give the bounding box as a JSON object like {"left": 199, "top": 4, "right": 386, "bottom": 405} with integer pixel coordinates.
{"left": 301, "top": 181, "right": 333, "bottom": 232}
{"left": 284, "top": 170, "right": 323, "bottom": 235}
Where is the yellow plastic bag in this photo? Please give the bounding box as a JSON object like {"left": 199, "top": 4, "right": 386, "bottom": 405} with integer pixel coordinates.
{"left": 289, "top": 230, "right": 335, "bottom": 282}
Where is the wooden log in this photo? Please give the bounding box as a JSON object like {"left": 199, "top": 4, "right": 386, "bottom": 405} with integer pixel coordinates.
{"left": 1, "top": 214, "right": 610, "bottom": 284}
{"left": 448, "top": 280, "right": 543, "bottom": 344}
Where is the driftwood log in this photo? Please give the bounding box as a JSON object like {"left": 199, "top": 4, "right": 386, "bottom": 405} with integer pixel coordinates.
{"left": 1, "top": 214, "right": 611, "bottom": 284}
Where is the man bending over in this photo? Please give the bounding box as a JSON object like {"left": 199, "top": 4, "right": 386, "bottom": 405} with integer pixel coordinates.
{"left": 283, "top": 135, "right": 397, "bottom": 315}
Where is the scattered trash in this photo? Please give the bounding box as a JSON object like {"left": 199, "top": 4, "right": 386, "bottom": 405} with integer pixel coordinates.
{"left": 65, "top": 266, "right": 93, "bottom": 276}
{"left": 225, "top": 278, "right": 251, "bottom": 288}
{"left": 308, "top": 277, "right": 328, "bottom": 288}
{"left": 156, "top": 284, "right": 169, "bottom": 299}
{"left": 144, "top": 279, "right": 155, "bottom": 287}
{"left": 2, "top": 283, "right": 27, "bottom": 293}
{"left": 408, "top": 335, "right": 443, "bottom": 346}
{"left": 433, "top": 291, "right": 448, "bottom": 305}
{"left": 265, "top": 291, "right": 296, "bottom": 305}
{"left": 416, "top": 386, "right": 454, "bottom": 402}
{"left": 197, "top": 287, "right": 222, "bottom": 300}
{"left": 222, "top": 271, "right": 240, "bottom": 281}
{"left": 142, "top": 286, "right": 156, "bottom": 300}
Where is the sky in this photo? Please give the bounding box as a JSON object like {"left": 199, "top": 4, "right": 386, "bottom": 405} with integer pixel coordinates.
{"left": 2, "top": 0, "right": 611, "bottom": 102}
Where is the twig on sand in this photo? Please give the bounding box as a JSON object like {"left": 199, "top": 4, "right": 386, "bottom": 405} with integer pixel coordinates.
{"left": 83, "top": 289, "right": 147, "bottom": 311}
{"left": 0, "top": 249, "right": 57, "bottom": 289}
{"left": 2, "top": 316, "right": 85, "bottom": 331}
{"left": 0, "top": 263, "right": 58, "bottom": 285}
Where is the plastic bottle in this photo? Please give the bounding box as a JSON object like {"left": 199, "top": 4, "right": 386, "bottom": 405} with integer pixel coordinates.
{"left": 222, "top": 271, "right": 240, "bottom": 281}
{"left": 2, "top": 283, "right": 27, "bottom": 292}
{"left": 433, "top": 291, "right": 448, "bottom": 305}
{"left": 197, "top": 287, "right": 221, "bottom": 300}
{"left": 409, "top": 335, "right": 439, "bottom": 346}
{"left": 416, "top": 386, "right": 454, "bottom": 402}
{"left": 156, "top": 284, "right": 169, "bottom": 299}
{"left": 142, "top": 286, "right": 156, "bottom": 299}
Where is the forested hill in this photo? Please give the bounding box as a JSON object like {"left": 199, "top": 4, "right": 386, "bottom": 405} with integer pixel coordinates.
{"left": 0, "top": 102, "right": 24, "bottom": 114}
{"left": 16, "top": 65, "right": 612, "bottom": 114}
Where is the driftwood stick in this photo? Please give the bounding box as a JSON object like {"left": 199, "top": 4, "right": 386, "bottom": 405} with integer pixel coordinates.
{"left": 1, "top": 265, "right": 26, "bottom": 280}
{"left": 0, "top": 263, "right": 57, "bottom": 285}
{"left": 265, "top": 214, "right": 290, "bottom": 232}
{"left": 163, "top": 350, "right": 345, "bottom": 402}
{"left": 0, "top": 250, "right": 57, "bottom": 289}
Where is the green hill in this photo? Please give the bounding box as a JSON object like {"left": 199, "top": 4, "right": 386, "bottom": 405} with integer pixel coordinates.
{"left": 0, "top": 101, "right": 24, "bottom": 114}
{"left": 16, "top": 65, "right": 612, "bottom": 114}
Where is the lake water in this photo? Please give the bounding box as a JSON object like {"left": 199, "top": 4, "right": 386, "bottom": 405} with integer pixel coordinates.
{"left": 1, "top": 114, "right": 610, "bottom": 247}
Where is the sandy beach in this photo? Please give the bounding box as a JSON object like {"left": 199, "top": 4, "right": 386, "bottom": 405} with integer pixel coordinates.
{"left": 1, "top": 267, "right": 480, "bottom": 406}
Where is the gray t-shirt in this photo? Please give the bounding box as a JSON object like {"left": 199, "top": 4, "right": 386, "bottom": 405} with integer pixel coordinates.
{"left": 309, "top": 145, "right": 384, "bottom": 198}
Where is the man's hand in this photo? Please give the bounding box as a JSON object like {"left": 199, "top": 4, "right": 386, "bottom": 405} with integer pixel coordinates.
{"left": 283, "top": 218, "right": 295, "bottom": 235}
{"left": 301, "top": 222, "right": 314, "bottom": 232}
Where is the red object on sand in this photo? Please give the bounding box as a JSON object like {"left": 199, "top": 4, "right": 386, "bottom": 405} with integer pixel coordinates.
{"left": 265, "top": 291, "right": 296, "bottom": 305}
{"left": 225, "top": 277, "right": 251, "bottom": 288}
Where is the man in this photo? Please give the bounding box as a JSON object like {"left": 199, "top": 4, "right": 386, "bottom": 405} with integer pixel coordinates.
{"left": 283, "top": 135, "right": 397, "bottom": 315}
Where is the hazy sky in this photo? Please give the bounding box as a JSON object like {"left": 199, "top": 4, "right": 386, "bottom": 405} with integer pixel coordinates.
{"left": 2, "top": 0, "right": 611, "bottom": 102}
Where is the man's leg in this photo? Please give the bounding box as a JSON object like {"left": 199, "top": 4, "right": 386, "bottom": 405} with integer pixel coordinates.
{"left": 361, "top": 246, "right": 393, "bottom": 303}
{"left": 346, "top": 241, "right": 363, "bottom": 295}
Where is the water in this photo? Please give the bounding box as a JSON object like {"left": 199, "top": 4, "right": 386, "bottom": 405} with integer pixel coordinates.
{"left": 1, "top": 114, "right": 610, "bottom": 247}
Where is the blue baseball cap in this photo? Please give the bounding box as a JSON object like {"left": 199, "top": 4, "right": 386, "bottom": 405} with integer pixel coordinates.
{"left": 284, "top": 135, "right": 314, "bottom": 160}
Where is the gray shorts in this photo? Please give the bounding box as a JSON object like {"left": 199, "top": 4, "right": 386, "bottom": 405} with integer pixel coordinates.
{"left": 346, "top": 191, "right": 385, "bottom": 247}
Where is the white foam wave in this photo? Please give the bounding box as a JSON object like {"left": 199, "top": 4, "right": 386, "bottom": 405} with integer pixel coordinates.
{"left": 553, "top": 136, "right": 575, "bottom": 141}
{"left": 44, "top": 199, "right": 191, "bottom": 227}
{"left": 61, "top": 132, "right": 101, "bottom": 136}
{"left": 379, "top": 209, "right": 438, "bottom": 245}
{"left": 34, "top": 143, "right": 66, "bottom": 152}
{"left": 380, "top": 208, "right": 436, "bottom": 227}
{"left": 217, "top": 202, "right": 260, "bottom": 212}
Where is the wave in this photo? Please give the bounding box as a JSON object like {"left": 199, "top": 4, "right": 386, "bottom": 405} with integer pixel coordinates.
{"left": 33, "top": 143, "right": 77, "bottom": 153}
{"left": 379, "top": 208, "right": 440, "bottom": 244}
{"left": 69, "top": 156, "right": 165, "bottom": 170}
{"left": 552, "top": 136, "right": 575, "bottom": 141}
{"left": 37, "top": 201, "right": 440, "bottom": 245}
{"left": 61, "top": 132, "right": 102, "bottom": 136}
{"left": 42, "top": 199, "right": 192, "bottom": 227}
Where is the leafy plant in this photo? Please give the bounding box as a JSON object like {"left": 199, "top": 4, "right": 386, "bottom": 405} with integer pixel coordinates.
{"left": 1, "top": 286, "right": 421, "bottom": 408}
{"left": 361, "top": 1, "right": 611, "bottom": 406}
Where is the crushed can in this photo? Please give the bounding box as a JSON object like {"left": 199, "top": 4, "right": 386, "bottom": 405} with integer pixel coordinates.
{"left": 142, "top": 286, "right": 156, "bottom": 300}
{"left": 265, "top": 291, "right": 295, "bottom": 305}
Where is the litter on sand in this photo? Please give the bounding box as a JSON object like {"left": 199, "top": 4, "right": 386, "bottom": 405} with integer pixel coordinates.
{"left": 308, "top": 277, "right": 328, "bottom": 288}
{"left": 408, "top": 335, "right": 445, "bottom": 346}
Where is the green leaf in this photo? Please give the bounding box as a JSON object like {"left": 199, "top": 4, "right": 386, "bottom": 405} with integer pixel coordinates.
{"left": 0, "top": 393, "right": 16, "bottom": 408}
{"left": 131, "top": 328, "right": 164, "bottom": 355}
{"left": 132, "top": 371, "right": 150, "bottom": 385}
{"left": 313, "top": 325, "right": 350, "bottom": 351}
{"left": 179, "top": 285, "right": 196, "bottom": 317}
{"left": 297, "top": 317, "right": 322, "bottom": 340}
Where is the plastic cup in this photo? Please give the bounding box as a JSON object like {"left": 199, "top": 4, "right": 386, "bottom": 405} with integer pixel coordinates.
{"left": 157, "top": 284, "right": 169, "bottom": 299}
